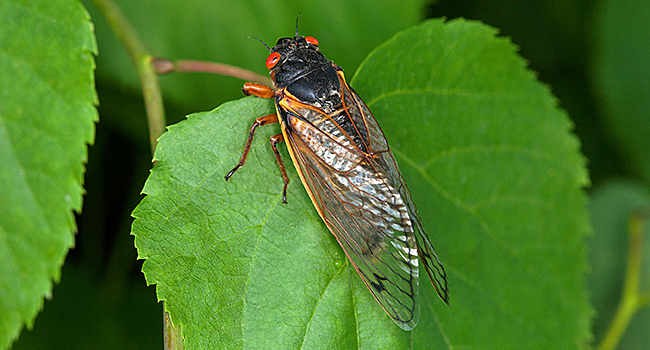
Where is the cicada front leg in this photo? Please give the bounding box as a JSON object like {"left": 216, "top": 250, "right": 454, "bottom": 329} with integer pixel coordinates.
{"left": 225, "top": 82, "right": 290, "bottom": 203}
{"left": 269, "top": 133, "right": 289, "bottom": 203}
{"left": 224, "top": 113, "right": 279, "bottom": 181}
{"left": 242, "top": 82, "right": 274, "bottom": 98}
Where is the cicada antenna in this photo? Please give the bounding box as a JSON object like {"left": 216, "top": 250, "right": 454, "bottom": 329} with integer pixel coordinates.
{"left": 295, "top": 13, "right": 301, "bottom": 36}
{"left": 245, "top": 36, "right": 271, "bottom": 51}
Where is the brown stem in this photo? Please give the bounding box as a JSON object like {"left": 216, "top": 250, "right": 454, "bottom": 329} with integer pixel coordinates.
{"left": 151, "top": 57, "right": 272, "bottom": 86}
{"left": 164, "top": 309, "right": 184, "bottom": 350}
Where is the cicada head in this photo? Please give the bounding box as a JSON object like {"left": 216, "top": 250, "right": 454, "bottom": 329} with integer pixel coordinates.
{"left": 267, "top": 36, "right": 328, "bottom": 88}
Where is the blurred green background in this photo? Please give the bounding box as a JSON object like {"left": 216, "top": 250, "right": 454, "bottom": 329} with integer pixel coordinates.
{"left": 11, "top": 0, "right": 650, "bottom": 348}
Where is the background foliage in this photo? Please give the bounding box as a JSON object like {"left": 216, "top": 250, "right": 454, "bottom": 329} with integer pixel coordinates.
{"left": 2, "top": 0, "right": 649, "bottom": 348}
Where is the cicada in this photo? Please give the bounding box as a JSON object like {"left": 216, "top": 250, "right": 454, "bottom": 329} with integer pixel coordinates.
{"left": 225, "top": 30, "right": 449, "bottom": 330}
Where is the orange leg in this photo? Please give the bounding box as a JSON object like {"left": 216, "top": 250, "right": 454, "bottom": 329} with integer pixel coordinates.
{"left": 270, "top": 133, "right": 290, "bottom": 204}
{"left": 225, "top": 113, "right": 278, "bottom": 180}
{"left": 243, "top": 82, "right": 274, "bottom": 98}
{"left": 228, "top": 82, "right": 289, "bottom": 203}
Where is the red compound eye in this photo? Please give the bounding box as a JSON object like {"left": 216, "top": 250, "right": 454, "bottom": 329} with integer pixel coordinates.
{"left": 265, "top": 52, "right": 281, "bottom": 69}
{"left": 305, "top": 36, "right": 319, "bottom": 46}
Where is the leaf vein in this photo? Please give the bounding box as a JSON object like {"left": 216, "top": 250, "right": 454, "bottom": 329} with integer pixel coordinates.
{"left": 299, "top": 260, "right": 348, "bottom": 350}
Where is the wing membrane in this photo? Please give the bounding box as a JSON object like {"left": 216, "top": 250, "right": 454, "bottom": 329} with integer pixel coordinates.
{"left": 278, "top": 71, "right": 448, "bottom": 330}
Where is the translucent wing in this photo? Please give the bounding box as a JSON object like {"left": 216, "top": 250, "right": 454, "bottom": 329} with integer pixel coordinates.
{"left": 277, "top": 70, "right": 448, "bottom": 330}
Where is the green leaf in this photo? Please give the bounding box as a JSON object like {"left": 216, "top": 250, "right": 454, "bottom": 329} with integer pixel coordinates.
{"left": 593, "top": 0, "right": 650, "bottom": 183}
{"left": 132, "top": 18, "right": 591, "bottom": 349}
{"left": 0, "top": 0, "right": 97, "bottom": 347}
{"left": 588, "top": 181, "right": 650, "bottom": 349}
{"left": 83, "top": 0, "right": 428, "bottom": 112}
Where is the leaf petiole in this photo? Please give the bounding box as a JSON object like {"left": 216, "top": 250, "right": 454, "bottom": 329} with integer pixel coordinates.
{"left": 151, "top": 57, "right": 272, "bottom": 86}
{"left": 597, "top": 211, "right": 649, "bottom": 350}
